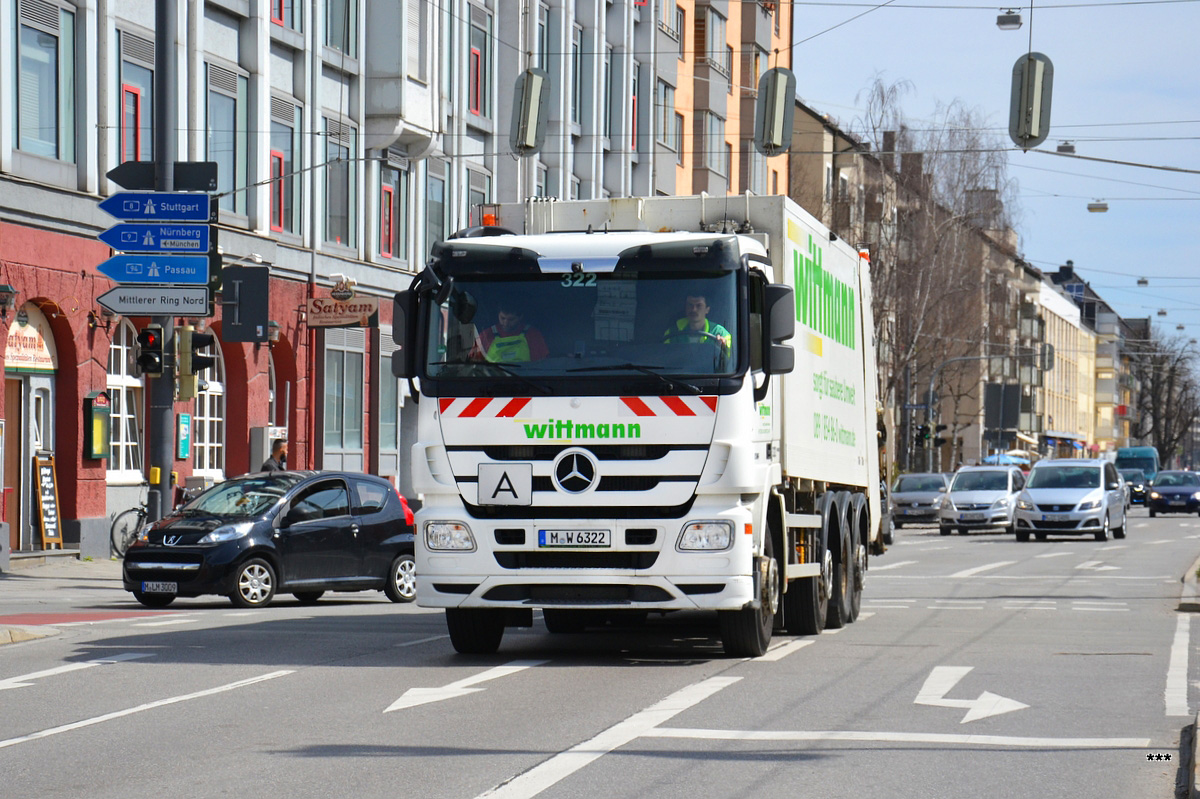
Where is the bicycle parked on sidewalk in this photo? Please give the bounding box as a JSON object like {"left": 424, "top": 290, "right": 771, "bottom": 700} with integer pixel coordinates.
{"left": 110, "top": 499, "right": 148, "bottom": 557}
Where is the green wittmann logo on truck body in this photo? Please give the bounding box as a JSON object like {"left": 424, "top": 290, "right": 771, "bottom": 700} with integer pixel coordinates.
{"left": 523, "top": 419, "right": 642, "bottom": 440}
{"left": 794, "top": 234, "right": 856, "bottom": 349}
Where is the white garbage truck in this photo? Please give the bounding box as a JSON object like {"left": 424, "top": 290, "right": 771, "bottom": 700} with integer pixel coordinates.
{"left": 391, "top": 194, "right": 883, "bottom": 657}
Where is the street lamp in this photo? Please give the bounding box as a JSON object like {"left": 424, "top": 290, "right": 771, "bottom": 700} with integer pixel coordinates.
{"left": 997, "top": 9, "right": 1023, "bottom": 30}
{"left": 0, "top": 284, "right": 17, "bottom": 320}
{"left": 1056, "top": 141, "right": 1075, "bottom": 154}
{"left": 1138, "top": 277, "right": 1149, "bottom": 286}
{"left": 1087, "top": 200, "right": 1109, "bottom": 213}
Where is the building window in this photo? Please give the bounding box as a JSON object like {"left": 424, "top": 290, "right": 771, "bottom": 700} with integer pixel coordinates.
{"left": 537, "top": 4, "right": 549, "bottom": 72}
{"left": 16, "top": 1, "right": 75, "bottom": 161}
{"left": 726, "top": 45, "right": 734, "bottom": 90}
{"left": 425, "top": 168, "right": 446, "bottom": 247}
{"left": 535, "top": 165, "right": 547, "bottom": 197}
{"left": 324, "top": 118, "right": 357, "bottom": 246}
{"left": 603, "top": 44, "right": 613, "bottom": 139}
{"left": 696, "top": 7, "right": 727, "bottom": 76}
{"left": 468, "top": 170, "right": 491, "bottom": 225}
{"left": 675, "top": 112, "right": 684, "bottom": 163}
{"left": 270, "top": 99, "right": 301, "bottom": 234}
{"left": 676, "top": 6, "right": 686, "bottom": 59}
{"left": 407, "top": 0, "right": 427, "bottom": 81}
{"left": 271, "top": 0, "right": 298, "bottom": 29}
{"left": 655, "top": 81, "right": 676, "bottom": 148}
{"left": 630, "top": 61, "right": 640, "bottom": 152}
{"left": 326, "top": 0, "right": 358, "bottom": 57}
{"left": 703, "top": 113, "right": 725, "bottom": 174}
{"left": 206, "top": 63, "right": 248, "bottom": 215}
{"left": 381, "top": 163, "right": 408, "bottom": 260}
{"left": 118, "top": 32, "right": 153, "bottom": 164}
{"left": 107, "top": 322, "right": 143, "bottom": 478}
{"left": 468, "top": 8, "right": 491, "bottom": 118}
{"left": 193, "top": 337, "right": 226, "bottom": 477}
{"left": 325, "top": 345, "right": 364, "bottom": 452}
{"left": 570, "top": 25, "right": 583, "bottom": 125}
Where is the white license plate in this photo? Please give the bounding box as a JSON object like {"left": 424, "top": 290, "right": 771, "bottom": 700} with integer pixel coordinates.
{"left": 538, "top": 530, "right": 610, "bottom": 548}
{"left": 960, "top": 513, "right": 985, "bottom": 522}
{"left": 901, "top": 509, "right": 920, "bottom": 515}
{"left": 141, "top": 581, "right": 176, "bottom": 594}
{"left": 1041, "top": 514, "right": 1070, "bottom": 522}
{"left": 1170, "top": 500, "right": 1186, "bottom": 506}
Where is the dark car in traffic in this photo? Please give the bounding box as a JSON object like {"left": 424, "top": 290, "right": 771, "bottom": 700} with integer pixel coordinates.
{"left": 1118, "top": 468, "right": 1148, "bottom": 505}
{"left": 122, "top": 471, "right": 416, "bottom": 608}
{"left": 1147, "top": 471, "right": 1200, "bottom": 517}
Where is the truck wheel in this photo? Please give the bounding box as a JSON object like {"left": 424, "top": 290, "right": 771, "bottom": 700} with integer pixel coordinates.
{"left": 445, "top": 608, "right": 505, "bottom": 654}
{"left": 824, "top": 528, "right": 850, "bottom": 630}
{"left": 719, "top": 533, "right": 778, "bottom": 657}
{"left": 847, "top": 494, "right": 868, "bottom": 622}
{"left": 785, "top": 494, "right": 833, "bottom": 636}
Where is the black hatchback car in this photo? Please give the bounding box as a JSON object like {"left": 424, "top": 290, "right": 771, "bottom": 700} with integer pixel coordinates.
{"left": 122, "top": 471, "right": 415, "bottom": 608}
{"left": 1148, "top": 471, "right": 1200, "bottom": 517}
{"left": 1118, "top": 469, "right": 1148, "bottom": 505}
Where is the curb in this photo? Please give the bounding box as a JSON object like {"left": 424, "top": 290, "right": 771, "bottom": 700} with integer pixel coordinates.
{"left": 0, "top": 626, "right": 57, "bottom": 646}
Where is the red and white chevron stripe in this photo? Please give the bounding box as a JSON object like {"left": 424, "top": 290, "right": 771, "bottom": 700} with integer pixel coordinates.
{"left": 435, "top": 396, "right": 718, "bottom": 418}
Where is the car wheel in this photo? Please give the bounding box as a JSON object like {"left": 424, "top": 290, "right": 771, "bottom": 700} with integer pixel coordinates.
{"left": 1034, "top": 531, "right": 1048, "bottom": 541}
{"left": 1094, "top": 514, "right": 1110, "bottom": 542}
{"left": 958, "top": 527, "right": 969, "bottom": 535}
{"left": 230, "top": 558, "right": 276, "bottom": 608}
{"left": 1150, "top": 508, "right": 1157, "bottom": 518}
{"left": 940, "top": 525, "right": 952, "bottom": 536}
{"left": 882, "top": 516, "right": 895, "bottom": 546}
{"left": 132, "top": 590, "right": 175, "bottom": 608}
{"left": 384, "top": 553, "right": 417, "bottom": 603}
{"left": 1015, "top": 529, "right": 1030, "bottom": 542}
{"left": 893, "top": 521, "right": 903, "bottom": 529}
{"left": 293, "top": 591, "right": 324, "bottom": 604}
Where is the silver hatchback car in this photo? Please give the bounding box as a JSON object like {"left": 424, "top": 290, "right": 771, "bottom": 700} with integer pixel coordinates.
{"left": 1014, "top": 459, "right": 1127, "bottom": 542}
{"left": 938, "top": 466, "right": 1026, "bottom": 536}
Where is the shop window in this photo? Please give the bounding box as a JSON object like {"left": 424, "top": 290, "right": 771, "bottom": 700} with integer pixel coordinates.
{"left": 193, "top": 337, "right": 226, "bottom": 479}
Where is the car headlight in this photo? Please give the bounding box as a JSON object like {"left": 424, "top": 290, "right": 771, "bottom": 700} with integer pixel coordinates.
{"left": 198, "top": 522, "right": 254, "bottom": 544}
{"left": 426, "top": 522, "right": 475, "bottom": 551}
{"left": 932, "top": 497, "right": 943, "bottom": 508}
{"left": 1077, "top": 500, "right": 1101, "bottom": 511}
{"left": 1192, "top": 492, "right": 1200, "bottom": 501}
{"left": 677, "top": 521, "right": 733, "bottom": 551}
{"left": 1150, "top": 491, "right": 1161, "bottom": 500}
{"left": 1017, "top": 498, "right": 1034, "bottom": 510}
{"left": 129, "top": 522, "right": 156, "bottom": 548}
{"left": 991, "top": 498, "right": 1008, "bottom": 509}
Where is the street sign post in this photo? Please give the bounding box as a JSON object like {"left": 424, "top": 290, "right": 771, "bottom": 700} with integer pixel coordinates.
{"left": 107, "top": 160, "right": 218, "bottom": 192}
{"left": 97, "top": 285, "right": 211, "bottom": 317}
{"left": 97, "top": 254, "right": 209, "bottom": 285}
{"left": 98, "top": 223, "right": 210, "bottom": 253}
{"left": 99, "top": 192, "right": 212, "bottom": 223}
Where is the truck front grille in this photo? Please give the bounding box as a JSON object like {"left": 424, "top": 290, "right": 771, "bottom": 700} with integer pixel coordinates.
{"left": 494, "top": 551, "right": 659, "bottom": 570}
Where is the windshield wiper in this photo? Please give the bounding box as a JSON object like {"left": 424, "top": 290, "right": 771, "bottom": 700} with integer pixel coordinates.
{"left": 430, "top": 359, "right": 551, "bottom": 395}
{"left": 567, "top": 363, "right": 700, "bottom": 394}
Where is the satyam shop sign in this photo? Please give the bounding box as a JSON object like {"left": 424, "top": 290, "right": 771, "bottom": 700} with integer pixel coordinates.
{"left": 306, "top": 296, "right": 379, "bottom": 328}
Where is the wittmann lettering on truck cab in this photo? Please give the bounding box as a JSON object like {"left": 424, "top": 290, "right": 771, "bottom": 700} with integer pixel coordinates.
{"left": 392, "top": 195, "right": 882, "bottom": 658}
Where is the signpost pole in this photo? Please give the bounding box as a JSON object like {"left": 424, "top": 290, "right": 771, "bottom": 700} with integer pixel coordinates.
{"left": 148, "top": 0, "right": 177, "bottom": 523}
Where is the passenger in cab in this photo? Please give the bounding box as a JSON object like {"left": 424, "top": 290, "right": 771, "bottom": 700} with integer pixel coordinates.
{"left": 472, "top": 301, "right": 548, "bottom": 363}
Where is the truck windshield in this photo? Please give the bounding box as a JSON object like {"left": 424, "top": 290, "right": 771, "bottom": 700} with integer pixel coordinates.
{"left": 424, "top": 269, "right": 740, "bottom": 380}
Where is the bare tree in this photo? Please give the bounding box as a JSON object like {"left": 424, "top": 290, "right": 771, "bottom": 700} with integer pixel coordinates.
{"left": 1130, "top": 330, "right": 1200, "bottom": 464}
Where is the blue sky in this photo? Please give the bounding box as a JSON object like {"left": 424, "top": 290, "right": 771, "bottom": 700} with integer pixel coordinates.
{"left": 790, "top": 0, "right": 1200, "bottom": 331}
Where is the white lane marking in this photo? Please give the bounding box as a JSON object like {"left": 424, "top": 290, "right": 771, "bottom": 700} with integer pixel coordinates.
{"left": 0, "top": 653, "right": 153, "bottom": 691}
{"left": 914, "top": 666, "right": 1028, "bottom": 723}
{"left": 1073, "top": 600, "right": 1127, "bottom": 606}
{"left": 645, "top": 728, "right": 1150, "bottom": 748}
{"left": 476, "top": 676, "right": 740, "bottom": 799}
{"left": 1074, "top": 607, "right": 1130, "bottom": 612}
{"left": 871, "top": 560, "right": 917, "bottom": 571}
{"left": 386, "top": 660, "right": 549, "bottom": 712}
{"left": 1187, "top": 535, "right": 1200, "bottom": 540}
{"left": 1147, "top": 539, "right": 1173, "bottom": 545}
{"left": 1034, "top": 552, "right": 1072, "bottom": 559}
{"left": 872, "top": 575, "right": 1172, "bottom": 580}
{"left": 913, "top": 546, "right": 952, "bottom": 552}
{"left": 1166, "top": 614, "right": 1191, "bottom": 717}
{"left": 132, "top": 619, "right": 197, "bottom": 628}
{"left": 1076, "top": 561, "right": 1120, "bottom": 572}
{"left": 949, "top": 561, "right": 1016, "bottom": 578}
{"left": 857, "top": 612, "right": 875, "bottom": 620}
{"left": 224, "top": 612, "right": 256, "bottom": 617}
{"left": 758, "top": 639, "right": 813, "bottom": 662}
{"left": 0, "top": 670, "right": 293, "bottom": 749}
{"left": 1097, "top": 545, "right": 1127, "bottom": 551}
{"left": 394, "top": 635, "right": 450, "bottom": 648}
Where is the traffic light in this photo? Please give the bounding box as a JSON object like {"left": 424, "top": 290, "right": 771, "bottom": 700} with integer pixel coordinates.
{"left": 914, "top": 424, "right": 930, "bottom": 448}
{"left": 177, "top": 325, "right": 217, "bottom": 400}
{"left": 933, "top": 424, "right": 949, "bottom": 447}
{"left": 136, "top": 325, "right": 165, "bottom": 374}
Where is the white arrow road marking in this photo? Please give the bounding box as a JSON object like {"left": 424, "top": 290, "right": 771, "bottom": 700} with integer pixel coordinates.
{"left": 0, "top": 653, "right": 153, "bottom": 691}
{"left": 914, "top": 666, "right": 1029, "bottom": 723}
{"left": 1076, "top": 561, "right": 1120, "bottom": 571}
{"left": 871, "top": 560, "right": 917, "bottom": 571}
{"left": 386, "top": 660, "right": 549, "bottom": 712}
{"left": 0, "top": 670, "right": 292, "bottom": 749}
{"left": 949, "top": 561, "right": 1016, "bottom": 578}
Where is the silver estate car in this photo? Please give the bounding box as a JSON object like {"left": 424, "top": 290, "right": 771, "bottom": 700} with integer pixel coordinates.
{"left": 891, "top": 472, "right": 951, "bottom": 526}
{"left": 938, "top": 466, "right": 1025, "bottom": 536}
{"left": 1014, "top": 459, "right": 1127, "bottom": 542}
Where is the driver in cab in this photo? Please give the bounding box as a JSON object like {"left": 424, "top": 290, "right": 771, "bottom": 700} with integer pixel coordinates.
{"left": 471, "top": 302, "right": 548, "bottom": 363}
{"left": 663, "top": 294, "right": 732, "bottom": 355}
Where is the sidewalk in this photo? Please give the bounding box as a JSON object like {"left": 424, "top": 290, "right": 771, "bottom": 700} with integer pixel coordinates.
{"left": 0, "top": 554, "right": 125, "bottom": 645}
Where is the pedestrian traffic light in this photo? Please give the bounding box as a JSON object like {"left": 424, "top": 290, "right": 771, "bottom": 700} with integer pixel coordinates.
{"left": 136, "top": 325, "right": 165, "bottom": 374}
{"left": 933, "top": 424, "right": 949, "bottom": 447}
{"left": 176, "top": 325, "right": 216, "bottom": 400}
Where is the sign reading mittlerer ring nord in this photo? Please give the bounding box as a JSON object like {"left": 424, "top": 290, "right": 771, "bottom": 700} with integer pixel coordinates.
{"left": 97, "top": 285, "right": 210, "bottom": 316}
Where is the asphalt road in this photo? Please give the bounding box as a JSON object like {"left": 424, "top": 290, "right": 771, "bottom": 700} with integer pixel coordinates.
{"left": 0, "top": 506, "right": 1196, "bottom": 798}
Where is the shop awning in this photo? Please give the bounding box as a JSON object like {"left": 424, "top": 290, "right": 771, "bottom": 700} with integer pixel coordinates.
{"left": 1015, "top": 432, "right": 1039, "bottom": 445}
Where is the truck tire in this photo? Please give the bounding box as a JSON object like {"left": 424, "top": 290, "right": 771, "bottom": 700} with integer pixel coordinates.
{"left": 824, "top": 495, "right": 851, "bottom": 630}
{"left": 719, "top": 532, "right": 778, "bottom": 657}
{"left": 445, "top": 608, "right": 505, "bottom": 654}
{"left": 784, "top": 493, "right": 832, "bottom": 635}
{"left": 847, "top": 493, "right": 868, "bottom": 622}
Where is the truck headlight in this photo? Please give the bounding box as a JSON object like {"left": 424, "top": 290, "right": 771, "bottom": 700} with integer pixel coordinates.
{"left": 677, "top": 521, "right": 733, "bottom": 551}
{"left": 198, "top": 522, "right": 254, "bottom": 544}
{"left": 426, "top": 522, "right": 475, "bottom": 551}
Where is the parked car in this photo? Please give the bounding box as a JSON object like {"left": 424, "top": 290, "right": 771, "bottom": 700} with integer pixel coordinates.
{"left": 891, "top": 472, "right": 950, "bottom": 526}
{"left": 122, "top": 471, "right": 416, "bottom": 608}
{"left": 1119, "top": 468, "right": 1148, "bottom": 505}
{"left": 1147, "top": 471, "right": 1200, "bottom": 517}
{"left": 938, "top": 465, "right": 1025, "bottom": 536}
{"left": 1014, "top": 459, "right": 1127, "bottom": 542}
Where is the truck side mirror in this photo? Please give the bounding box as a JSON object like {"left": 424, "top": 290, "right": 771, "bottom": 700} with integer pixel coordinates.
{"left": 391, "top": 290, "right": 417, "bottom": 379}
{"left": 764, "top": 283, "right": 795, "bottom": 375}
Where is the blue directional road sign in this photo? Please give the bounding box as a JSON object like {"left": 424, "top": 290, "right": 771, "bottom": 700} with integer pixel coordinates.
{"left": 99, "top": 223, "right": 210, "bottom": 253}
{"left": 98, "top": 192, "right": 211, "bottom": 222}
{"left": 97, "top": 254, "right": 209, "bottom": 285}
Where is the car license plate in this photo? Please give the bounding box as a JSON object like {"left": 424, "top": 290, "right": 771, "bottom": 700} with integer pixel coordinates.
{"left": 960, "top": 513, "right": 985, "bottom": 522}
{"left": 538, "top": 530, "right": 610, "bottom": 547}
{"left": 1170, "top": 500, "right": 1186, "bottom": 506}
{"left": 902, "top": 508, "right": 919, "bottom": 515}
{"left": 1042, "top": 514, "right": 1070, "bottom": 522}
{"left": 141, "top": 581, "right": 176, "bottom": 594}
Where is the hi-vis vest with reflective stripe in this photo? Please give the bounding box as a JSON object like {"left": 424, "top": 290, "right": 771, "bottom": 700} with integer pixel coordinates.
{"left": 665, "top": 318, "right": 731, "bottom": 350}
{"left": 486, "top": 326, "right": 533, "bottom": 362}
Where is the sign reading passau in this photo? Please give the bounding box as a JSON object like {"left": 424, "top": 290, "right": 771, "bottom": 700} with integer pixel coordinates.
{"left": 306, "top": 296, "right": 379, "bottom": 328}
